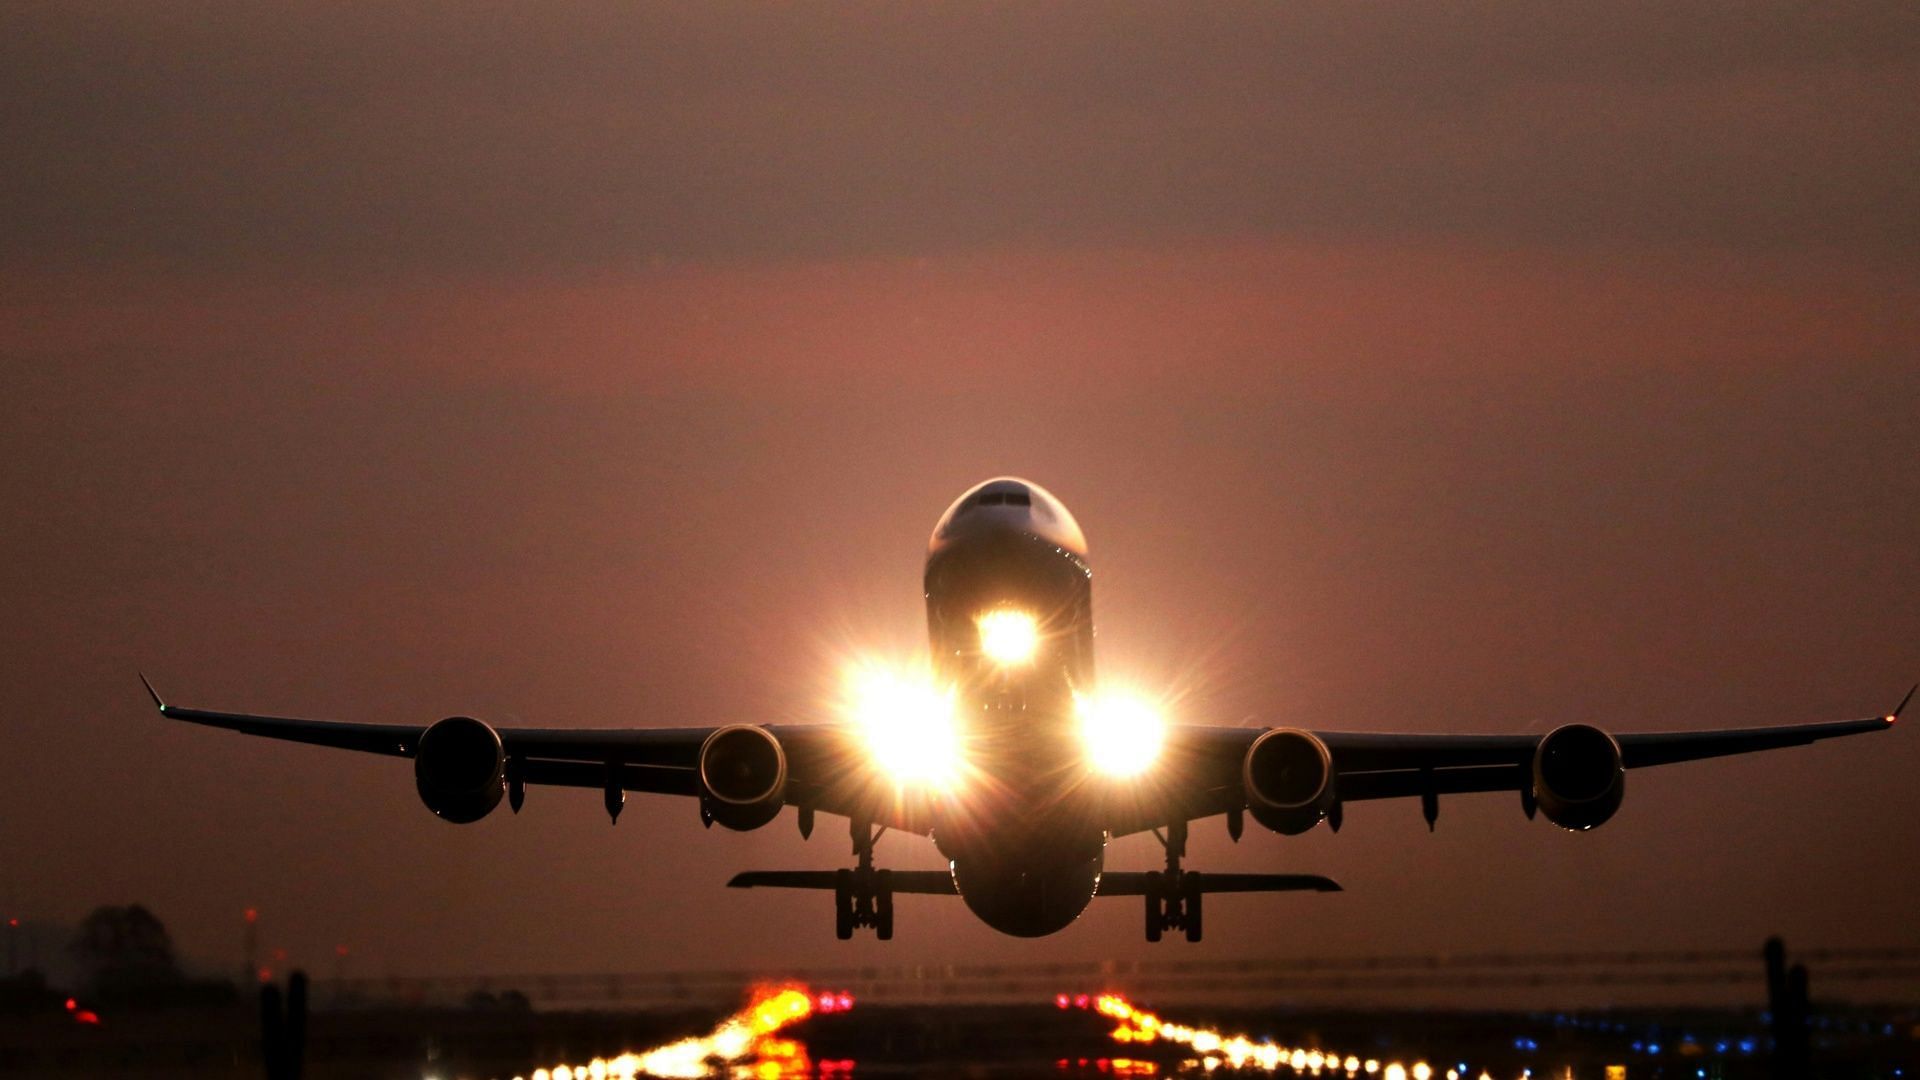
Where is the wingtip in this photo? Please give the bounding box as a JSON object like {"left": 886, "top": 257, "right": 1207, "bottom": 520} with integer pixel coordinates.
{"left": 1890, "top": 683, "right": 1917, "bottom": 724}
{"left": 138, "top": 672, "right": 166, "bottom": 714}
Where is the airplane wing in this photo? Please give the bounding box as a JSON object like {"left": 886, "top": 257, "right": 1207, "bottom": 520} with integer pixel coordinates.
{"left": 1113, "top": 687, "right": 1910, "bottom": 836}
{"left": 144, "top": 676, "right": 1905, "bottom": 839}
{"left": 138, "top": 676, "right": 931, "bottom": 832}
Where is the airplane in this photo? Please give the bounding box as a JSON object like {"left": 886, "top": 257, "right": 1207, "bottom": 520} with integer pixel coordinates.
{"left": 143, "top": 477, "right": 1909, "bottom": 942}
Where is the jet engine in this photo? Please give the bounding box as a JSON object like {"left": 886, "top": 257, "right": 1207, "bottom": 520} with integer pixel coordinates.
{"left": 414, "top": 716, "right": 506, "bottom": 823}
{"left": 1243, "top": 728, "right": 1336, "bottom": 835}
{"left": 698, "top": 725, "right": 788, "bottom": 831}
{"left": 1531, "top": 723, "right": 1625, "bottom": 830}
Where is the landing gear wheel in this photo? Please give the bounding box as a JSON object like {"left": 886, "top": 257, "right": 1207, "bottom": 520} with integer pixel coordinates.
{"left": 875, "top": 869, "right": 895, "bottom": 941}
{"left": 833, "top": 868, "right": 854, "bottom": 940}
{"left": 832, "top": 820, "right": 898, "bottom": 940}
{"left": 1182, "top": 872, "right": 1204, "bottom": 943}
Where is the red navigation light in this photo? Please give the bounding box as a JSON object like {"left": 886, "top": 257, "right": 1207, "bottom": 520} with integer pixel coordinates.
{"left": 244, "top": 908, "right": 258, "bottom": 924}
{"left": 6, "top": 918, "right": 18, "bottom": 928}
{"left": 836, "top": 992, "right": 852, "bottom": 1011}
{"left": 1057, "top": 993, "right": 1071, "bottom": 1009}
{"left": 1074, "top": 994, "right": 1090, "bottom": 1009}
{"left": 257, "top": 967, "right": 273, "bottom": 983}
{"left": 64, "top": 998, "right": 76, "bottom": 1011}
{"left": 818, "top": 992, "right": 837, "bottom": 1012}
{"left": 74, "top": 1010, "right": 101, "bottom": 1025}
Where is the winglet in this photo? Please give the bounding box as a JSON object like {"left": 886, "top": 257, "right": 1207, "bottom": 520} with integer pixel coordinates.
{"left": 1889, "top": 683, "right": 1917, "bottom": 724}
{"left": 138, "top": 672, "right": 167, "bottom": 714}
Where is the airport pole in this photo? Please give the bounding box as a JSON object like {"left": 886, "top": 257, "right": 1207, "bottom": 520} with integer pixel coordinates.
{"left": 259, "top": 970, "right": 309, "bottom": 1080}
{"left": 285, "top": 970, "right": 309, "bottom": 1080}
{"left": 260, "top": 979, "right": 286, "bottom": 1080}
{"left": 1784, "top": 964, "right": 1810, "bottom": 1080}
{"left": 1764, "top": 937, "right": 1811, "bottom": 1080}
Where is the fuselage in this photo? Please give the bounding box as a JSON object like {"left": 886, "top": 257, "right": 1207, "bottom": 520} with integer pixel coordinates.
{"left": 921, "top": 477, "right": 1106, "bottom": 936}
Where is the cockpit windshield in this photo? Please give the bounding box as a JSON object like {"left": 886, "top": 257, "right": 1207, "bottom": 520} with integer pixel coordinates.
{"left": 971, "top": 491, "right": 1032, "bottom": 508}
{"left": 930, "top": 477, "right": 1087, "bottom": 556}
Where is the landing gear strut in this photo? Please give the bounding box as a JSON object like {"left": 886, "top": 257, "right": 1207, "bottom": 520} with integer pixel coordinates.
{"left": 1144, "top": 819, "right": 1203, "bottom": 943}
{"left": 832, "top": 819, "right": 895, "bottom": 940}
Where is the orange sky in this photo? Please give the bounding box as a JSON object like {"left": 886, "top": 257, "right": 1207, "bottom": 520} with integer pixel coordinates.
{"left": 1, "top": 4, "right": 1916, "bottom": 1000}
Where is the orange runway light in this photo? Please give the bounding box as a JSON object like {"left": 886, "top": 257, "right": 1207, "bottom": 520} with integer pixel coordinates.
{"left": 1073, "top": 992, "right": 1442, "bottom": 1079}
{"left": 522, "top": 983, "right": 847, "bottom": 1080}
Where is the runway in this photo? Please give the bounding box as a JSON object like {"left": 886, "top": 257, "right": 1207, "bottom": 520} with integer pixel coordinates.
{"left": 503, "top": 989, "right": 1917, "bottom": 1080}
{"left": 4, "top": 943, "right": 1916, "bottom": 1079}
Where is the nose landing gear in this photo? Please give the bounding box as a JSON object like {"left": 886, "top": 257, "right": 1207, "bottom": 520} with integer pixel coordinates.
{"left": 833, "top": 820, "right": 895, "bottom": 940}
{"left": 1144, "top": 820, "right": 1203, "bottom": 943}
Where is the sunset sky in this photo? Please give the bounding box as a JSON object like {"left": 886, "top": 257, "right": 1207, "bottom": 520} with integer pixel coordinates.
{"left": 2, "top": 4, "right": 1916, "bottom": 993}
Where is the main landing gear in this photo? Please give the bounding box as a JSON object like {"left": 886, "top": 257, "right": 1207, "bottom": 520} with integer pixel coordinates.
{"left": 833, "top": 819, "right": 894, "bottom": 940}
{"left": 1144, "top": 819, "right": 1203, "bottom": 943}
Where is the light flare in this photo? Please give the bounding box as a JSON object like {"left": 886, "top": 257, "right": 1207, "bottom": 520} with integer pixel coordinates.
{"left": 844, "top": 663, "right": 964, "bottom": 789}
{"left": 522, "top": 984, "right": 842, "bottom": 1080}
{"left": 1076, "top": 691, "right": 1167, "bottom": 778}
{"left": 977, "top": 608, "right": 1041, "bottom": 666}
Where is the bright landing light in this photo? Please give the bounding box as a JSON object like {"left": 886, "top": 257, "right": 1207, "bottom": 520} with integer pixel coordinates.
{"left": 976, "top": 608, "right": 1040, "bottom": 666}
{"left": 1077, "top": 690, "right": 1166, "bottom": 778}
{"left": 845, "top": 664, "right": 964, "bottom": 789}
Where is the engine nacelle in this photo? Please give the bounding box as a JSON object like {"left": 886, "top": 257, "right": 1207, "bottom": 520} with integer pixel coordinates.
{"left": 698, "top": 725, "right": 788, "bottom": 832}
{"left": 1243, "top": 728, "right": 1336, "bottom": 835}
{"left": 414, "top": 716, "right": 506, "bottom": 824}
{"left": 1532, "top": 723, "right": 1625, "bottom": 831}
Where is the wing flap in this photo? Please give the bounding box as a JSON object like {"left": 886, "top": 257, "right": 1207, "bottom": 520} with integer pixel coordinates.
{"left": 727, "top": 870, "right": 958, "bottom": 895}
{"left": 1095, "top": 872, "right": 1341, "bottom": 896}
{"left": 1338, "top": 764, "right": 1528, "bottom": 802}
{"left": 518, "top": 759, "right": 699, "bottom": 797}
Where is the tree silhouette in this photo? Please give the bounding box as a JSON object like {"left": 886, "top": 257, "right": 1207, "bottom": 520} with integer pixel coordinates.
{"left": 69, "top": 904, "right": 181, "bottom": 994}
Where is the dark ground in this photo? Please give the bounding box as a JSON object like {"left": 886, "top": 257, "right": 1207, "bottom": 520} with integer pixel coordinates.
{"left": 2, "top": 996, "right": 1915, "bottom": 1080}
